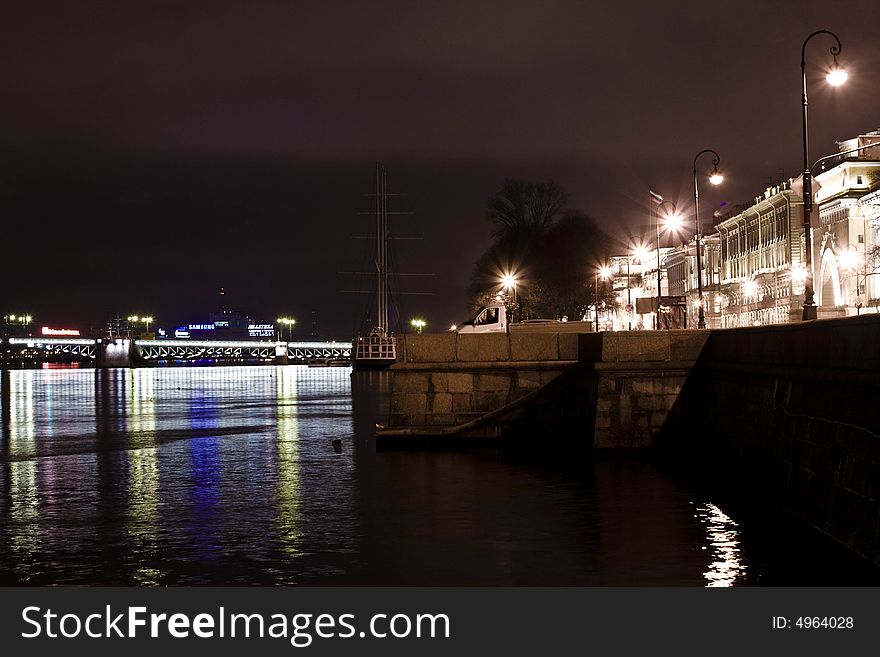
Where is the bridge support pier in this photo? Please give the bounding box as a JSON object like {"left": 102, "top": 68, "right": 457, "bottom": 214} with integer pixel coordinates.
{"left": 274, "top": 344, "right": 289, "bottom": 365}
{"left": 95, "top": 339, "right": 133, "bottom": 368}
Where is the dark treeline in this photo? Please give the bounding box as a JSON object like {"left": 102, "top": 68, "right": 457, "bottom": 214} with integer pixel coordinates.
{"left": 469, "top": 179, "right": 614, "bottom": 320}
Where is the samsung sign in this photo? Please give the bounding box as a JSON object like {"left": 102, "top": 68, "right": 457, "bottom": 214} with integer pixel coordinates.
{"left": 248, "top": 323, "right": 275, "bottom": 338}
{"left": 188, "top": 323, "right": 215, "bottom": 331}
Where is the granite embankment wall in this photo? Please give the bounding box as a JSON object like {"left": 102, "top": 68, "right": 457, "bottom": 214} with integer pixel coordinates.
{"left": 385, "top": 317, "right": 880, "bottom": 564}
{"left": 660, "top": 315, "right": 880, "bottom": 566}
{"left": 385, "top": 330, "right": 708, "bottom": 445}
{"left": 388, "top": 332, "right": 579, "bottom": 432}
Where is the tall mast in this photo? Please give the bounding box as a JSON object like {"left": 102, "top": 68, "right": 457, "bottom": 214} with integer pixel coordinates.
{"left": 375, "top": 162, "right": 389, "bottom": 334}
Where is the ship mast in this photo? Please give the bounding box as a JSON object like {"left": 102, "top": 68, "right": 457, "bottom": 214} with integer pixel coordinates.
{"left": 375, "top": 162, "right": 389, "bottom": 335}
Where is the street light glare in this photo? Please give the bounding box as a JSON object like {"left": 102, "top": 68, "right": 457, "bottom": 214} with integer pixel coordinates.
{"left": 501, "top": 273, "right": 517, "bottom": 288}
{"left": 664, "top": 213, "right": 683, "bottom": 232}
{"left": 826, "top": 64, "right": 848, "bottom": 86}
{"left": 709, "top": 172, "right": 724, "bottom": 185}
{"left": 839, "top": 248, "right": 859, "bottom": 271}
{"left": 598, "top": 265, "right": 613, "bottom": 279}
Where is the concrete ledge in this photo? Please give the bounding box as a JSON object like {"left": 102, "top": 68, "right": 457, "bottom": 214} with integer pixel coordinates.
{"left": 391, "top": 360, "right": 577, "bottom": 372}
{"left": 456, "top": 333, "right": 510, "bottom": 361}
{"left": 400, "top": 333, "right": 457, "bottom": 363}
{"left": 510, "top": 333, "right": 559, "bottom": 361}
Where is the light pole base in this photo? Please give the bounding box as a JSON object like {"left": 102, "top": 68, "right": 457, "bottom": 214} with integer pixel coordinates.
{"left": 802, "top": 304, "right": 818, "bottom": 321}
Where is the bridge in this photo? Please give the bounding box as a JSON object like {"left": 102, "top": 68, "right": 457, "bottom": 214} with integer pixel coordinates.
{"left": 1, "top": 337, "right": 352, "bottom": 366}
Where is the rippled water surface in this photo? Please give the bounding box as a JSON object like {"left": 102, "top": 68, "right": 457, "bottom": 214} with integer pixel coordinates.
{"left": 0, "top": 365, "right": 876, "bottom": 586}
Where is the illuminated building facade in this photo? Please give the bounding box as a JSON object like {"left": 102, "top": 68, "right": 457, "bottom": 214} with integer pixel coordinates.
{"left": 812, "top": 132, "right": 880, "bottom": 313}
{"left": 714, "top": 184, "right": 807, "bottom": 328}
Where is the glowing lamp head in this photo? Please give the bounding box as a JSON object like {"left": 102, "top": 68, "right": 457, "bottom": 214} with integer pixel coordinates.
{"left": 633, "top": 246, "right": 649, "bottom": 263}
{"left": 709, "top": 171, "right": 724, "bottom": 185}
{"left": 839, "top": 248, "right": 859, "bottom": 271}
{"left": 598, "top": 265, "right": 613, "bottom": 280}
{"left": 826, "top": 62, "right": 848, "bottom": 86}
{"left": 501, "top": 273, "right": 517, "bottom": 289}
{"left": 664, "top": 212, "right": 683, "bottom": 232}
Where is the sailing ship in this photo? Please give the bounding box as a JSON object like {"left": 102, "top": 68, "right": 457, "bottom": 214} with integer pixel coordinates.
{"left": 351, "top": 164, "right": 398, "bottom": 369}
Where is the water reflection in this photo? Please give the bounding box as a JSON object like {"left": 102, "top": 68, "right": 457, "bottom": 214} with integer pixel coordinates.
{"left": 696, "top": 501, "right": 746, "bottom": 587}
{"left": 6, "top": 370, "right": 40, "bottom": 581}
{"left": 276, "top": 365, "right": 302, "bottom": 564}
{"left": 127, "top": 369, "right": 160, "bottom": 585}
{"left": 0, "top": 365, "right": 875, "bottom": 585}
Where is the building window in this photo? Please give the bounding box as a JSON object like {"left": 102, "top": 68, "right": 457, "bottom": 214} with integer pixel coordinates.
{"left": 857, "top": 175, "right": 864, "bottom": 185}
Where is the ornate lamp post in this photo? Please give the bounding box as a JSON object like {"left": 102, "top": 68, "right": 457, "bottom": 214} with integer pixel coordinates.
{"left": 800, "top": 30, "right": 847, "bottom": 320}
{"left": 693, "top": 150, "right": 724, "bottom": 328}
{"left": 650, "top": 195, "right": 678, "bottom": 329}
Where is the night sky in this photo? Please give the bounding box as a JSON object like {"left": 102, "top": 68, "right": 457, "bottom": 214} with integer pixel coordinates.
{"left": 1, "top": 1, "right": 878, "bottom": 339}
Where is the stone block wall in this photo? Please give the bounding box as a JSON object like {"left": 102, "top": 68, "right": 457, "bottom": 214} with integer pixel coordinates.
{"left": 388, "top": 332, "right": 579, "bottom": 428}
{"left": 659, "top": 315, "right": 880, "bottom": 567}
{"left": 581, "top": 330, "right": 709, "bottom": 448}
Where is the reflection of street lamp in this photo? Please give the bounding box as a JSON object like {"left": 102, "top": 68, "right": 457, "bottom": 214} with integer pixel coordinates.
{"left": 693, "top": 149, "right": 724, "bottom": 328}
{"left": 800, "top": 30, "right": 847, "bottom": 321}
{"left": 410, "top": 318, "right": 426, "bottom": 334}
{"left": 276, "top": 317, "right": 296, "bottom": 340}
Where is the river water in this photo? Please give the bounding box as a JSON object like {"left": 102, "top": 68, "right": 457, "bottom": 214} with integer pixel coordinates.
{"left": 0, "top": 364, "right": 876, "bottom": 586}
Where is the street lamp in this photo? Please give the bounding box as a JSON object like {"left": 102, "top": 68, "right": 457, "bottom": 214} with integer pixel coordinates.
{"left": 800, "top": 29, "right": 847, "bottom": 321}
{"left": 4, "top": 313, "right": 33, "bottom": 336}
{"left": 410, "top": 318, "right": 426, "bottom": 334}
{"left": 693, "top": 149, "right": 724, "bottom": 328}
{"left": 650, "top": 195, "right": 678, "bottom": 329}
{"left": 595, "top": 265, "right": 612, "bottom": 331}
{"left": 501, "top": 272, "right": 518, "bottom": 321}
{"left": 127, "top": 315, "right": 154, "bottom": 336}
{"left": 743, "top": 279, "right": 760, "bottom": 325}
{"left": 276, "top": 317, "right": 296, "bottom": 340}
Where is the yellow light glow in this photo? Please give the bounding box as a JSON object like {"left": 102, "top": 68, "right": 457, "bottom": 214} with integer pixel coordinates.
{"left": 598, "top": 265, "right": 613, "bottom": 279}
{"left": 839, "top": 248, "right": 859, "bottom": 271}
{"left": 709, "top": 172, "right": 724, "bottom": 185}
{"left": 501, "top": 273, "right": 517, "bottom": 289}
{"left": 665, "top": 213, "right": 683, "bottom": 232}
{"left": 826, "top": 65, "right": 848, "bottom": 86}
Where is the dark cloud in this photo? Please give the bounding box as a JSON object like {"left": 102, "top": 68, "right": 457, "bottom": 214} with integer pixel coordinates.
{"left": 1, "top": 1, "right": 878, "bottom": 335}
